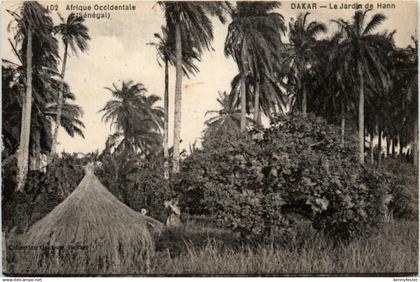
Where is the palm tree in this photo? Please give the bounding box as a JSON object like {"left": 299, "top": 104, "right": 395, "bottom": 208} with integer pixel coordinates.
{"left": 2, "top": 63, "right": 85, "bottom": 171}
{"left": 389, "top": 37, "right": 418, "bottom": 166}
{"left": 7, "top": 2, "right": 59, "bottom": 191}
{"left": 29, "top": 100, "right": 84, "bottom": 171}
{"left": 228, "top": 72, "right": 288, "bottom": 125}
{"left": 406, "top": 38, "right": 418, "bottom": 167}
{"left": 44, "top": 90, "right": 85, "bottom": 139}
{"left": 333, "top": 9, "right": 389, "bottom": 164}
{"left": 204, "top": 91, "right": 254, "bottom": 138}
{"left": 141, "top": 94, "right": 165, "bottom": 131}
{"left": 148, "top": 26, "right": 199, "bottom": 179}
{"left": 301, "top": 31, "right": 359, "bottom": 148}
{"left": 225, "top": 1, "right": 286, "bottom": 129}
{"left": 99, "top": 81, "right": 163, "bottom": 155}
{"left": 159, "top": 2, "right": 230, "bottom": 173}
{"left": 51, "top": 13, "right": 90, "bottom": 156}
{"left": 329, "top": 41, "right": 354, "bottom": 148}
{"left": 364, "top": 31, "right": 398, "bottom": 164}
{"left": 287, "top": 12, "right": 327, "bottom": 117}
{"left": 2, "top": 64, "right": 23, "bottom": 161}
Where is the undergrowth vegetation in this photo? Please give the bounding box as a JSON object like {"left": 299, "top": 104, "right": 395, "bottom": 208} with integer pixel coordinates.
{"left": 3, "top": 114, "right": 417, "bottom": 243}
{"left": 175, "top": 113, "right": 407, "bottom": 242}
{"left": 151, "top": 218, "right": 418, "bottom": 275}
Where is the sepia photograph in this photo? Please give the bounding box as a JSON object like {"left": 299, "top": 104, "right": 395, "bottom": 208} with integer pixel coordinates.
{"left": 1, "top": 0, "right": 418, "bottom": 277}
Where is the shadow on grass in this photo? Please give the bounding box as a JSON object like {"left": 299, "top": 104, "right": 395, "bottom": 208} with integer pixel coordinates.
{"left": 154, "top": 214, "right": 323, "bottom": 258}
{"left": 155, "top": 216, "right": 242, "bottom": 257}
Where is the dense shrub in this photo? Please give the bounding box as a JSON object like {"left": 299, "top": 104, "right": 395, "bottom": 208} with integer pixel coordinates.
{"left": 97, "top": 151, "right": 171, "bottom": 220}
{"left": 176, "top": 112, "right": 393, "bottom": 243}
{"left": 383, "top": 159, "right": 418, "bottom": 220}
{"left": 2, "top": 153, "right": 85, "bottom": 232}
{"left": 2, "top": 151, "right": 172, "bottom": 232}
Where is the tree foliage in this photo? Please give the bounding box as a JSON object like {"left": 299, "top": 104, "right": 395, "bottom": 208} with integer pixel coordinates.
{"left": 99, "top": 80, "right": 163, "bottom": 155}
{"left": 176, "top": 113, "right": 394, "bottom": 242}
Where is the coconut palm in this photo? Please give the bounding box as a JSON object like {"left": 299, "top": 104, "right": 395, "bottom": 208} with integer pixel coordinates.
{"left": 406, "top": 38, "right": 418, "bottom": 166}
{"left": 228, "top": 71, "right": 288, "bottom": 124}
{"left": 140, "top": 94, "right": 165, "bottom": 131}
{"left": 29, "top": 101, "right": 84, "bottom": 171}
{"left": 286, "top": 12, "right": 327, "bottom": 117}
{"left": 2, "top": 64, "right": 23, "bottom": 160}
{"left": 148, "top": 25, "right": 199, "bottom": 179}
{"left": 204, "top": 91, "right": 252, "bottom": 137}
{"left": 99, "top": 81, "right": 163, "bottom": 155}
{"left": 3, "top": 49, "right": 62, "bottom": 145}
{"left": 159, "top": 1, "right": 231, "bottom": 173}
{"left": 362, "top": 31, "right": 397, "bottom": 164}
{"left": 44, "top": 96, "right": 85, "bottom": 139}
{"left": 225, "top": 1, "right": 286, "bottom": 129}
{"left": 51, "top": 13, "right": 90, "bottom": 156}
{"left": 37, "top": 77, "right": 85, "bottom": 166}
{"left": 7, "top": 2, "right": 59, "bottom": 191}
{"left": 387, "top": 37, "right": 418, "bottom": 165}
{"left": 310, "top": 33, "right": 355, "bottom": 147}
{"left": 2, "top": 64, "right": 85, "bottom": 171}
{"left": 333, "top": 9, "right": 389, "bottom": 164}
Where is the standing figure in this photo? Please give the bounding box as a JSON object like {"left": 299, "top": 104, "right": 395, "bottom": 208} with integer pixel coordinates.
{"left": 164, "top": 199, "right": 182, "bottom": 227}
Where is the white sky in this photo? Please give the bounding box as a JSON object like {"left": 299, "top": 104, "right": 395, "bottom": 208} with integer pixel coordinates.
{"left": 2, "top": 0, "right": 418, "bottom": 154}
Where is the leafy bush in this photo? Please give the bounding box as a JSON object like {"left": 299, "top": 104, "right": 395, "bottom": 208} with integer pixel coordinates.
{"left": 2, "top": 150, "right": 172, "bottom": 233}
{"left": 97, "top": 151, "right": 171, "bottom": 220}
{"left": 2, "top": 153, "right": 85, "bottom": 232}
{"left": 176, "top": 112, "right": 392, "bottom": 243}
{"left": 383, "top": 159, "right": 418, "bottom": 220}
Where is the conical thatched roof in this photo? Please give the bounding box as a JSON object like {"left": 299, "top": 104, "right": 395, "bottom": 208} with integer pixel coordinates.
{"left": 18, "top": 165, "right": 163, "bottom": 275}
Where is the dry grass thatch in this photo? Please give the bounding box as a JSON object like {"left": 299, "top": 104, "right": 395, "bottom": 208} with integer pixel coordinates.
{"left": 8, "top": 167, "right": 163, "bottom": 275}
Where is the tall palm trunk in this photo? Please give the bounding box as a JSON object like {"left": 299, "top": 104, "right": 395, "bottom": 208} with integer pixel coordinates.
{"left": 392, "top": 137, "right": 396, "bottom": 157}
{"left": 357, "top": 62, "right": 365, "bottom": 164}
{"left": 240, "top": 43, "right": 247, "bottom": 132}
{"left": 299, "top": 62, "right": 307, "bottom": 117}
{"left": 2, "top": 232, "right": 7, "bottom": 273}
{"left": 51, "top": 42, "right": 69, "bottom": 156}
{"left": 29, "top": 129, "right": 41, "bottom": 171}
{"left": 240, "top": 77, "right": 246, "bottom": 132}
{"left": 163, "top": 59, "right": 170, "bottom": 179}
{"left": 369, "top": 133, "right": 374, "bottom": 164}
{"left": 386, "top": 136, "right": 390, "bottom": 158}
{"left": 302, "top": 87, "right": 307, "bottom": 117}
{"left": 378, "top": 126, "right": 382, "bottom": 165}
{"left": 413, "top": 118, "right": 418, "bottom": 167}
{"left": 296, "top": 69, "right": 306, "bottom": 117}
{"left": 340, "top": 96, "right": 345, "bottom": 148}
{"left": 172, "top": 22, "right": 182, "bottom": 173}
{"left": 17, "top": 29, "right": 33, "bottom": 192}
{"left": 29, "top": 150, "right": 36, "bottom": 171}
{"left": 399, "top": 136, "right": 403, "bottom": 156}
{"left": 254, "top": 73, "right": 261, "bottom": 127}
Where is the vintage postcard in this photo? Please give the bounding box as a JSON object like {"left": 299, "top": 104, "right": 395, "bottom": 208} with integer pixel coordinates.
{"left": 1, "top": 0, "right": 418, "bottom": 277}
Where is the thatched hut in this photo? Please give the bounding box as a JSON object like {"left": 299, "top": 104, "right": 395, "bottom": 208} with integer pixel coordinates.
{"left": 14, "top": 164, "right": 163, "bottom": 275}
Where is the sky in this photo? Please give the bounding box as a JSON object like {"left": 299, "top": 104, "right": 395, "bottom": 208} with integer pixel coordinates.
{"left": 2, "top": 0, "right": 418, "bottom": 154}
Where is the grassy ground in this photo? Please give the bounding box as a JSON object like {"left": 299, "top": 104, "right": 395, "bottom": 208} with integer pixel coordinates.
{"left": 151, "top": 219, "right": 418, "bottom": 275}
{"left": 5, "top": 216, "right": 417, "bottom": 276}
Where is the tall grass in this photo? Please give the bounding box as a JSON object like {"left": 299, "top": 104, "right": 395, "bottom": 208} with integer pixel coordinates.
{"left": 151, "top": 220, "right": 418, "bottom": 275}
{"left": 6, "top": 219, "right": 417, "bottom": 275}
